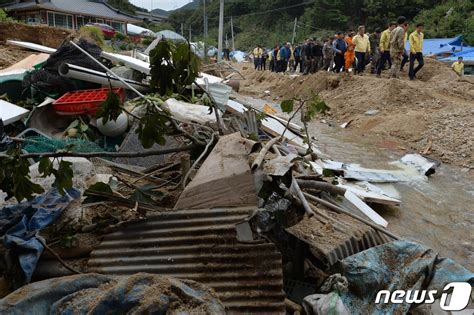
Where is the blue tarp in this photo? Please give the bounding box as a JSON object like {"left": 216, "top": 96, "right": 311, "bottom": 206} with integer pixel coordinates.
{"left": 0, "top": 273, "right": 226, "bottom": 315}
{"left": 439, "top": 48, "right": 474, "bottom": 62}
{"left": 404, "top": 35, "right": 471, "bottom": 56}
{"left": 230, "top": 50, "right": 248, "bottom": 62}
{"left": 338, "top": 240, "right": 474, "bottom": 314}
{"left": 0, "top": 188, "right": 80, "bottom": 283}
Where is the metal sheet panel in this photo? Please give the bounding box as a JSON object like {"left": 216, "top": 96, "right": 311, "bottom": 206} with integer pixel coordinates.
{"left": 88, "top": 207, "right": 285, "bottom": 314}
{"left": 174, "top": 133, "right": 258, "bottom": 210}
{"left": 286, "top": 207, "right": 389, "bottom": 268}
{"left": 311, "top": 159, "right": 424, "bottom": 183}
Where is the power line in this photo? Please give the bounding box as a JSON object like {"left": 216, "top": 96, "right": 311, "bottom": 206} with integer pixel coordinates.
{"left": 182, "top": 0, "right": 332, "bottom": 44}
{"left": 297, "top": 21, "right": 334, "bottom": 32}
{"left": 206, "top": 0, "right": 317, "bottom": 20}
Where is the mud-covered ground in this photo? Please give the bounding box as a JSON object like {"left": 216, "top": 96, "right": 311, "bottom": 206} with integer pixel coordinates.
{"left": 234, "top": 61, "right": 473, "bottom": 269}
{"left": 0, "top": 45, "right": 37, "bottom": 69}
{"left": 237, "top": 59, "right": 474, "bottom": 171}
{"left": 0, "top": 22, "right": 73, "bottom": 69}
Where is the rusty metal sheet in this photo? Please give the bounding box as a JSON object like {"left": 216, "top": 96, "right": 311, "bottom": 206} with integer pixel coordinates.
{"left": 286, "top": 207, "right": 388, "bottom": 268}
{"left": 174, "top": 132, "right": 258, "bottom": 210}
{"left": 263, "top": 154, "right": 299, "bottom": 176}
{"left": 88, "top": 207, "right": 285, "bottom": 314}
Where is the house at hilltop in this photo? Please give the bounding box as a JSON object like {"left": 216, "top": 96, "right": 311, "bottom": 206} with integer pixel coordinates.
{"left": 2, "top": 0, "right": 139, "bottom": 34}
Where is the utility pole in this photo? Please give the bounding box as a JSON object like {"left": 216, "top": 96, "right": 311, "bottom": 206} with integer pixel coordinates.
{"left": 189, "top": 25, "right": 192, "bottom": 42}
{"left": 217, "top": 0, "right": 224, "bottom": 61}
{"left": 181, "top": 22, "right": 184, "bottom": 36}
{"left": 291, "top": 17, "right": 298, "bottom": 44}
{"left": 225, "top": 33, "right": 228, "bottom": 57}
{"left": 230, "top": 16, "right": 235, "bottom": 52}
{"left": 203, "top": 0, "right": 207, "bottom": 62}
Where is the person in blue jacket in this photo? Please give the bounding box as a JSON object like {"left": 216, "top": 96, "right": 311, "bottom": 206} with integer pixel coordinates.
{"left": 278, "top": 43, "right": 291, "bottom": 73}
{"left": 333, "top": 32, "right": 347, "bottom": 73}
{"left": 293, "top": 44, "right": 302, "bottom": 72}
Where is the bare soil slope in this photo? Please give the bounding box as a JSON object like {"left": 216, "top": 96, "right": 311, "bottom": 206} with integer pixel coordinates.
{"left": 238, "top": 59, "right": 474, "bottom": 169}
{"left": 0, "top": 45, "right": 35, "bottom": 69}
{"left": 0, "top": 23, "right": 73, "bottom": 69}
{"left": 0, "top": 22, "right": 72, "bottom": 48}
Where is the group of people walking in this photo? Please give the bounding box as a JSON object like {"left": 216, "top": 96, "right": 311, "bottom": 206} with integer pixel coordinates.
{"left": 251, "top": 16, "right": 444, "bottom": 80}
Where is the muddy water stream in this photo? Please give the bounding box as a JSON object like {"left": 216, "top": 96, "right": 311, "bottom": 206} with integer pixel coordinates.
{"left": 235, "top": 95, "right": 474, "bottom": 270}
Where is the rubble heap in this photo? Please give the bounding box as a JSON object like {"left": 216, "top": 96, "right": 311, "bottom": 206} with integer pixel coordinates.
{"left": 0, "top": 26, "right": 472, "bottom": 314}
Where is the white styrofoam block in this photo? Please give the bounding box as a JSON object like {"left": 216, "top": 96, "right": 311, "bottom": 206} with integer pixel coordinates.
{"left": 0, "top": 100, "right": 30, "bottom": 125}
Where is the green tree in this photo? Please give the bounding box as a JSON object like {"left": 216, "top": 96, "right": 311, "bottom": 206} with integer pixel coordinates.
{"left": 0, "top": 8, "right": 14, "bottom": 22}
{"left": 106, "top": 0, "right": 144, "bottom": 14}
{"left": 414, "top": 0, "right": 474, "bottom": 44}
{"left": 166, "top": 0, "right": 452, "bottom": 50}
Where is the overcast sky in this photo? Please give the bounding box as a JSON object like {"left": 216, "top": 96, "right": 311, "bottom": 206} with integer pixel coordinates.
{"left": 130, "top": 0, "right": 192, "bottom": 11}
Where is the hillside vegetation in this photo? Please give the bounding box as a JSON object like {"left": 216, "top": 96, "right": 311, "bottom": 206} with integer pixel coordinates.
{"left": 166, "top": 0, "right": 473, "bottom": 50}
{"left": 2, "top": 0, "right": 470, "bottom": 50}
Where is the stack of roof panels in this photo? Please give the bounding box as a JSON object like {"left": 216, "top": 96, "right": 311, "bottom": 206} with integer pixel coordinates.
{"left": 88, "top": 207, "right": 285, "bottom": 314}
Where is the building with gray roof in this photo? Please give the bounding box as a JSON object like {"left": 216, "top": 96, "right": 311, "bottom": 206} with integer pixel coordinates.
{"left": 3, "top": 0, "right": 140, "bottom": 34}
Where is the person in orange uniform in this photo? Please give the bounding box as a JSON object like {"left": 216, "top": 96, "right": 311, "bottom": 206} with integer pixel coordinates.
{"left": 344, "top": 31, "right": 355, "bottom": 73}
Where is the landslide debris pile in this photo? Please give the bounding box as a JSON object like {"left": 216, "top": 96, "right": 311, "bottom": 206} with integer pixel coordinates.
{"left": 239, "top": 59, "right": 474, "bottom": 169}
{"left": 1, "top": 23, "right": 473, "bottom": 314}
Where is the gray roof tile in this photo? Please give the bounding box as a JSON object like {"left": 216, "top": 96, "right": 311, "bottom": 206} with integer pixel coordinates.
{"left": 5, "top": 0, "right": 139, "bottom": 22}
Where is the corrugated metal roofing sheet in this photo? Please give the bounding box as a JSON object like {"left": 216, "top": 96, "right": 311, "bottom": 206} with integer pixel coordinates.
{"left": 286, "top": 207, "right": 389, "bottom": 268}
{"left": 88, "top": 207, "right": 285, "bottom": 314}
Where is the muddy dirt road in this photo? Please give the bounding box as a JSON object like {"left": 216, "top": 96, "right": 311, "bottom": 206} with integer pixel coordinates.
{"left": 308, "top": 118, "right": 474, "bottom": 271}
{"left": 235, "top": 62, "right": 473, "bottom": 268}
{"left": 238, "top": 59, "right": 473, "bottom": 170}
{"left": 233, "top": 91, "right": 473, "bottom": 271}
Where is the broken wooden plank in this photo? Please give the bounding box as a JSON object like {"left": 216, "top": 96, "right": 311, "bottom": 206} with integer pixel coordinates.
{"left": 344, "top": 190, "right": 388, "bottom": 227}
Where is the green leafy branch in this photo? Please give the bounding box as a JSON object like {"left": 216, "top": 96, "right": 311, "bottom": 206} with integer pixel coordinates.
{"left": 136, "top": 104, "right": 172, "bottom": 149}
{"left": 38, "top": 157, "right": 74, "bottom": 195}
{"left": 0, "top": 147, "right": 73, "bottom": 201}
{"left": 149, "top": 40, "right": 201, "bottom": 96}
{"left": 0, "top": 148, "right": 44, "bottom": 202}
{"left": 280, "top": 94, "right": 329, "bottom": 154}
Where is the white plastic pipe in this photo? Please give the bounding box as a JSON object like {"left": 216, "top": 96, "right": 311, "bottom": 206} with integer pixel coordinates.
{"left": 69, "top": 41, "right": 146, "bottom": 99}
{"left": 7, "top": 40, "right": 57, "bottom": 54}
{"left": 58, "top": 63, "right": 150, "bottom": 93}
{"left": 100, "top": 51, "right": 151, "bottom": 75}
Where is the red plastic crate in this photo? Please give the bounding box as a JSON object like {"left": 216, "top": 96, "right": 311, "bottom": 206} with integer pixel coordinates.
{"left": 52, "top": 88, "right": 125, "bottom": 115}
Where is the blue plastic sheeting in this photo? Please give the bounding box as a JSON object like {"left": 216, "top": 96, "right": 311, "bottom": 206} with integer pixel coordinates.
{"left": 404, "top": 35, "right": 472, "bottom": 56}
{"left": 0, "top": 188, "right": 80, "bottom": 283}
{"left": 338, "top": 240, "right": 474, "bottom": 314}
{"left": 439, "top": 48, "right": 474, "bottom": 62}
{"left": 230, "top": 50, "right": 248, "bottom": 62}
{"left": 0, "top": 273, "right": 226, "bottom": 315}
